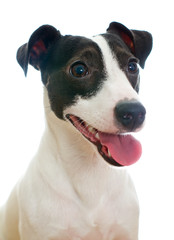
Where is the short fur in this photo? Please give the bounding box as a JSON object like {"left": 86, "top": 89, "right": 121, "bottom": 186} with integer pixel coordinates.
{"left": 0, "top": 22, "right": 152, "bottom": 240}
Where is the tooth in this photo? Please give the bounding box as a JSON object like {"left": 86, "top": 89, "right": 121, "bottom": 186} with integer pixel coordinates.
{"left": 88, "top": 126, "right": 92, "bottom": 132}
{"left": 108, "top": 150, "right": 111, "bottom": 158}
{"left": 88, "top": 126, "right": 95, "bottom": 134}
{"left": 95, "top": 133, "right": 99, "bottom": 140}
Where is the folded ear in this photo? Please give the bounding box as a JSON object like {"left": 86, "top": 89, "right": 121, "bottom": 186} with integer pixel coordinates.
{"left": 107, "top": 22, "right": 152, "bottom": 68}
{"left": 17, "top": 25, "right": 61, "bottom": 75}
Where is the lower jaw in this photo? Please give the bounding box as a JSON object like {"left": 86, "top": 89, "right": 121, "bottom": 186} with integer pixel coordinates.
{"left": 66, "top": 114, "right": 123, "bottom": 167}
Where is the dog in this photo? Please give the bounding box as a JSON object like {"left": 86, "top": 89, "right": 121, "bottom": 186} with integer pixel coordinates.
{"left": 0, "top": 22, "right": 152, "bottom": 240}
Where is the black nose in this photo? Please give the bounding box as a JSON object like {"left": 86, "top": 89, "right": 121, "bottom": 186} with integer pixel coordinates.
{"left": 115, "top": 101, "right": 146, "bottom": 131}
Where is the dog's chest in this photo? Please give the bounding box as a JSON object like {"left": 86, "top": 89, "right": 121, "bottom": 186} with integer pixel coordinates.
{"left": 27, "top": 171, "right": 139, "bottom": 240}
{"left": 47, "top": 188, "right": 138, "bottom": 240}
{"left": 20, "top": 166, "right": 138, "bottom": 240}
{"left": 20, "top": 138, "right": 139, "bottom": 239}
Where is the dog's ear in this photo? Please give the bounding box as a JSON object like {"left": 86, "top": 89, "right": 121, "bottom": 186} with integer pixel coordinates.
{"left": 17, "top": 25, "right": 61, "bottom": 75}
{"left": 107, "top": 22, "right": 152, "bottom": 68}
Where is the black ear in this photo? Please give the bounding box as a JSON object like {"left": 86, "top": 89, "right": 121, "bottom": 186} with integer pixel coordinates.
{"left": 107, "top": 22, "right": 152, "bottom": 68}
{"left": 17, "top": 25, "right": 61, "bottom": 75}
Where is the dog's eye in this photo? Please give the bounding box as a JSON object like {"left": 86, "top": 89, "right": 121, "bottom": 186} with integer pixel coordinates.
{"left": 70, "top": 62, "right": 88, "bottom": 78}
{"left": 128, "top": 61, "right": 138, "bottom": 74}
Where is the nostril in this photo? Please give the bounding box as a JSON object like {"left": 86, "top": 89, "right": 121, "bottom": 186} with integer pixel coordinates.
{"left": 123, "top": 113, "right": 133, "bottom": 120}
{"left": 138, "top": 112, "right": 145, "bottom": 123}
{"left": 122, "top": 113, "right": 134, "bottom": 125}
{"left": 115, "top": 101, "right": 146, "bottom": 131}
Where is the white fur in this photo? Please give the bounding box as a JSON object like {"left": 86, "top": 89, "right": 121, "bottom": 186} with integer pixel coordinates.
{"left": 0, "top": 36, "right": 140, "bottom": 240}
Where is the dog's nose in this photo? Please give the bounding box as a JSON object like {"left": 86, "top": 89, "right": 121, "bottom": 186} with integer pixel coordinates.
{"left": 115, "top": 101, "right": 146, "bottom": 131}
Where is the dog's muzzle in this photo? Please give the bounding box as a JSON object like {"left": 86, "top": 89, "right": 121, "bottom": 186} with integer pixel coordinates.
{"left": 115, "top": 100, "right": 146, "bottom": 132}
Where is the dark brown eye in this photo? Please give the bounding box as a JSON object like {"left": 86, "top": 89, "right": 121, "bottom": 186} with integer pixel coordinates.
{"left": 128, "top": 61, "right": 138, "bottom": 74}
{"left": 70, "top": 62, "right": 88, "bottom": 78}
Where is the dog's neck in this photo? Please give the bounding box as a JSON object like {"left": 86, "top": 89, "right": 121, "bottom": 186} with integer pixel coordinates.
{"left": 39, "top": 88, "right": 115, "bottom": 205}
{"left": 44, "top": 88, "right": 109, "bottom": 168}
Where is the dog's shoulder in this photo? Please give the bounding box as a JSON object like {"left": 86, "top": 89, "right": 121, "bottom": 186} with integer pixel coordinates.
{"left": 0, "top": 184, "right": 20, "bottom": 240}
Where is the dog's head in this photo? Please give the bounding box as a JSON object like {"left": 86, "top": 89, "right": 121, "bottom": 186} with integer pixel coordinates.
{"left": 17, "top": 22, "right": 152, "bottom": 167}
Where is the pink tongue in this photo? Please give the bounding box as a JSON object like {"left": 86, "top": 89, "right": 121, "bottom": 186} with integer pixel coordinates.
{"left": 98, "top": 132, "right": 142, "bottom": 166}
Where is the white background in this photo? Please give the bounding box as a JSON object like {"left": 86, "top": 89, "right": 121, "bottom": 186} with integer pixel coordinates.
{"left": 0, "top": 1, "right": 174, "bottom": 239}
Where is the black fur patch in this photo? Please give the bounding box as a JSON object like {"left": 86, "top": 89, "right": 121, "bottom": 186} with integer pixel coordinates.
{"left": 41, "top": 36, "right": 106, "bottom": 119}
{"left": 102, "top": 33, "right": 140, "bottom": 92}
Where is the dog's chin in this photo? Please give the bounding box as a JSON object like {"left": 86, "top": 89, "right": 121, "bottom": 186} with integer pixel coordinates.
{"left": 66, "top": 114, "right": 142, "bottom": 167}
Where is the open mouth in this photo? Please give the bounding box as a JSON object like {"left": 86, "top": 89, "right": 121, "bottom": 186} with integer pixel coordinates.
{"left": 66, "top": 114, "right": 142, "bottom": 167}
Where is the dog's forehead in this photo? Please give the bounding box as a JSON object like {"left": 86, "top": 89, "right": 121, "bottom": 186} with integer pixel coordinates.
{"left": 92, "top": 33, "right": 133, "bottom": 69}
{"left": 45, "top": 33, "right": 132, "bottom": 70}
{"left": 47, "top": 35, "right": 102, "bottom": 66}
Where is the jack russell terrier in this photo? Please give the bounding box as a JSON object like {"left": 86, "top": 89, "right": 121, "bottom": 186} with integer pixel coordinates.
{"left": 0, "top": 21, "right": 152, "bottom": 240}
